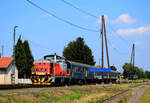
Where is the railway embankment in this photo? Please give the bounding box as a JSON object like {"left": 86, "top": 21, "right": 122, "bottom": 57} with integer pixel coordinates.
{"left": 0, "top": 83, "right": 149, "bottom": 103}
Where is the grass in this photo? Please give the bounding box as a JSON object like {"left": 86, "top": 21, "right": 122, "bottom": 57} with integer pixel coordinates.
{"left": 136, "top": 88, "right": 150, "bottom": 103}
{"left": 0, "top": 83, "right": 149, "bottom": 103}
{"left": 0, "top": 88, "right": 50, "bottom": 95}
{"left": 117, "top": 94, "right": 132, "bottom": 103}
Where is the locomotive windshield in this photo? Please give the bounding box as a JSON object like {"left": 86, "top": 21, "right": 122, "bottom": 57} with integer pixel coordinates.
{"left": 44, "top": 54, "right": 65, "bottom": 62}
{"left": 45, "top": 56, "right": 54, "bottom": 62}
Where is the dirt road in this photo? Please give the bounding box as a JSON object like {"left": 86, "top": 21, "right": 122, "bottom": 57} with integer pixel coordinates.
{"left": 128, "top": 85, "right": 150, "bottom": 103}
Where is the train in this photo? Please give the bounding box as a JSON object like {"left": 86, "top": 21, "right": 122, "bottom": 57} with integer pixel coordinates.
{"left": 31, "top": 54, "right": 118, "bottom": 85}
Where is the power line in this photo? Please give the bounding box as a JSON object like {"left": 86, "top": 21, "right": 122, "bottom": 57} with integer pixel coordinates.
{"left": 26, "top": 0, "right": 99, "bottom": 32}
{"left": 107, "top": 38, "right": 128, "bottom": 55}
{"left": 21, "top": 35, "right": 54, "bottom": 53}
{"left": 60, "top": 0, "right": 99, "bottom": 19}
{"left": 58, "top": 0, "right": 131, "bottom": 49}
{"left": 107, "top": 18, "right": 130, "bottom": 44}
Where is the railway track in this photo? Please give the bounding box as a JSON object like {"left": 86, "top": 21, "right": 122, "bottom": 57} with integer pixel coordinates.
{"left": 0, "top": 82, "right": 114, "bottom": 90}
{"left": 0, "top": 84, "right": 53, "bottom": 90}
{"left": 0, "top": 83, "right": 92, "bottom": 90}
{"left": 99, "top": 84, "right": 150, "bottom": 103}
{"left": 98, "top": 89, "right": 129, "bottom": 103}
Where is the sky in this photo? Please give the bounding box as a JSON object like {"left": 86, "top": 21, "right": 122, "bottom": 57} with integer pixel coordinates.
{"left": 1, "top": 0, "right": 150, "bottom": 72}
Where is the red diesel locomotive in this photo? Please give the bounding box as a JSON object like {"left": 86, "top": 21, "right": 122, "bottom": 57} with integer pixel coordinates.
{"left": 32, "top": 54, "right": 71, "bottom": 85}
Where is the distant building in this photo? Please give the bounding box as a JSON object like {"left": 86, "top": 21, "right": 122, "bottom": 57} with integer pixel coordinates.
{"left": 96, "top": 65, "right": 102, "bottom": 68}
{"left": 0, "top": 57, "right": 18, "bottom": 84}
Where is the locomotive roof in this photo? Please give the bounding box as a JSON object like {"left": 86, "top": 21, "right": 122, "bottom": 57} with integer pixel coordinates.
{"left": 44, "top": 54, "right": 66, "bottom": 59}
{"left": 36, "top": 59, "right": 51, "bottom": 63}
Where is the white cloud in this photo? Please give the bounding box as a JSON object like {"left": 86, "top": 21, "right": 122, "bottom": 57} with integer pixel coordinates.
{"left": 134, "top": 41, "right": 144, "bottom": 45}
{"left": 97, "top": 14, "right": 108, "bottom": 24}
{"left": 112, "top": 14, "right": 136, "bottom": 25}
{"left": 116, "top": 26, "right": 150, "bottom": 36}
{"left": 40, "top": 13, "right": 52, "bottom": 18}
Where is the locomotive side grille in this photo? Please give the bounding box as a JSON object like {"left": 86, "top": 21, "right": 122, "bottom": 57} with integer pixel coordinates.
{"left": 50, "top": 63, "right": 53, "bottom": 74}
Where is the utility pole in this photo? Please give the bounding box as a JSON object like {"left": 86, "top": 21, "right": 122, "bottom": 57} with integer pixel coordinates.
{"left": 103, "top": 16, "right": 111, "bottom": 86}
{"left": 12, "top": 26, "right": 18, "bottom": 84}
{"left": 130, "top": 43, "right": 135, "bottom": 80}
{"left": 101, "top": 15, "right": 104, "bottom": 85}
{"left": 13, "top": 26, "right": 18, "bottom": 57}
{"left": 101, "top": 15, "right": 111, "bottom": 86}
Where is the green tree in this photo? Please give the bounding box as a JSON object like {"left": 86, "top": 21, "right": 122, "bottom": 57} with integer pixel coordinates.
{"left": 122, "top": 62, "right": 146, "bottom": 79}
{"left": 110, "top": 65, "right": 117, "bottom": 71}
{"left": 15, "top": 36, "right": 27, "bottom": 78}
{"left": 122, "top": 62, "right": 134, "bottom": 79}
{"left": 23, "top": 40, "right": 34, "bottom": 78}
{"left": 134, "top": 67, "right": 145, "bottom": 79}
{"left": 63, "top": 37, "right": 95, "bottom": 65}
{"left": 145, "top": 71, "right": 150, "bottom": 79}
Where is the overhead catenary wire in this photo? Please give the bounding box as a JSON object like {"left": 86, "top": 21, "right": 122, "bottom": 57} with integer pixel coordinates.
{"left": 58, "top": 1, "right": 149, "bottom": 70}
{"left": 107, "top": 29, "right": 131, "bottom": 54}
{"left": 26, "top": 0, "right": 99, "bottom": 33}
{"left": 107, "top": 18, "right": 131, "bottom": 45}
{"left": 107, "top": 38, "right": 127, "bottom": 54}
{"left": 27, "top": 0, "right": 129, "bottom": 46}
{"left": 60, "top": 0, "right": 132, "bottom": 54}
{"left": 60, "top": 0, "right": 130, "bottom": 46}
{"left": 60, "top": 0, "right": 99, "bottom": 19}
{"left": 27, "top": 0, "right": 132, "bottom": 59}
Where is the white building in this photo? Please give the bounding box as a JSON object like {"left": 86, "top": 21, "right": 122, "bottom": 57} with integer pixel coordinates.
{"left": 0, "top": 57, "right": 18, "bottom": 84}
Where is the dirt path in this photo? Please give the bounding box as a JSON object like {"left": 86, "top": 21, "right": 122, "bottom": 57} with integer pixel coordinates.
{"left": 100, "top": 90, "right": 131, "bottom": 103}
{"left": 128, "top": 85, "right": 150, "bottom": 103}
{"left": 98, "top": 84, "right": 150, "bottom": 103}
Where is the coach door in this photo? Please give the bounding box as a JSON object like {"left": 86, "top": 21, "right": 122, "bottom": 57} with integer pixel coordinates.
{"left": 66, "top": 62, "right": 71, "bottom": 75}
{"left": 85, "top": 68, "right": 88, "bottom": 78}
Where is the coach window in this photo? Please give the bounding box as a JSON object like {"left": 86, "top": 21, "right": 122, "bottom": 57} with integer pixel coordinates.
{"left": 80, "top": 67, "right": 83, "bottom": 72}
{"left": 76, "top": 67, "right": 78, "bottom": 72}
{"left": 78, "top": 67, "right": 80, "bottom": 72}
{"left": 77, "top": 67, "right": 80, "bottom": 72}
{"left": 80, "top": 67, "right": 82, "bottom": 72}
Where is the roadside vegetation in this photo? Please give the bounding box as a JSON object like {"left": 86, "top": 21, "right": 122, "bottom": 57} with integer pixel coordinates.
{"left": 136, "top": 88, "right": 150, "bottom": 103}
{"left": 0, "top": 82, "right": 149, "bottom": 103}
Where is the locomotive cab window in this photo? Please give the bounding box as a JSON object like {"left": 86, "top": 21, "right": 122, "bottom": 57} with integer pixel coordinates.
{"left": 45, "top": 57, "right": 54, "bottom": 62}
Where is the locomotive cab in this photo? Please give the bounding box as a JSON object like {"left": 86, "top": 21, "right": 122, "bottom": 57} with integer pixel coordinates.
{"left": 44, "top": 54, "right": 70, "bottom": 76}
{"left": 32, "top": 54, "right": 70, "bottom": 85}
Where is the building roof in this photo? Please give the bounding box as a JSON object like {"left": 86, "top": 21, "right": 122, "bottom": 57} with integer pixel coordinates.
{"left": 0, "top": 57, "right": 14, "bottom": 68}
{"left": 96, "top": 65, "right": 102, "bottom": 68}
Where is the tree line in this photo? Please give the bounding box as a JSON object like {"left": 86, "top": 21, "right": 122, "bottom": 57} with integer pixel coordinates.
{"left": 122, "top": 62, "right": 150, "bottom": 79}
{"left": 14, "top": 36, "right": 150, "bottom": 79}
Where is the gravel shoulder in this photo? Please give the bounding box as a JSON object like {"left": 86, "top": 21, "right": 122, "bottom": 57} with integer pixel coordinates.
{"left": 128, "top": 85, "right": 150, "bottom": 103}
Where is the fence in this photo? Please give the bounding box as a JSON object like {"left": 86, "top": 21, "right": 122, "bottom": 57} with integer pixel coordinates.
{"left": 18, "top": 79, "right": 32, "bottom": 84}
